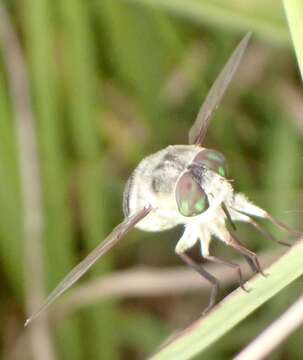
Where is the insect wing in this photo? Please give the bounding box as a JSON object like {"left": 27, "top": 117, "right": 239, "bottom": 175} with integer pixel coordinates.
{"left": 25, "top": 205, "right": 152, "bottom": 326}
{"left": 188, "top": 32, "right": 251, "bottom": 145}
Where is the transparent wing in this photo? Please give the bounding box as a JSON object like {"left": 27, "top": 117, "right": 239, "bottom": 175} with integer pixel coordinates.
{"left": 25, "top": 205, "right": 152, "bottom": 326}
{"left": 188, "top": 32, "right": 251, "bottom": 145}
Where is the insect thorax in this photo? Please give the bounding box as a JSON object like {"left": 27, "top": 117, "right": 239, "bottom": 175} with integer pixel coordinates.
{"left": 123, "top": 145, "right": 233, "bottom": 232}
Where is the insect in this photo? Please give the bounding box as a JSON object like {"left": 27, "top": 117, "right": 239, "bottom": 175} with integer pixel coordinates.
{"left": 26, "top": 33, "right": 297, "bottom": 326}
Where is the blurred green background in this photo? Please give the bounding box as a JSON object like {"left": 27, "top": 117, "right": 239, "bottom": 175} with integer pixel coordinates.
{"left": 0, "top": 0, "right": 303, "bottom": 359}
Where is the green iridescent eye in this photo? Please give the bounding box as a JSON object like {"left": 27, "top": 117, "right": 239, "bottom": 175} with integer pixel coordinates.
{"left": 175, "top": 171, "right": 209, "bottom": 217}
{"left": 194, "top": 149, "right": 228, "bottom": 177}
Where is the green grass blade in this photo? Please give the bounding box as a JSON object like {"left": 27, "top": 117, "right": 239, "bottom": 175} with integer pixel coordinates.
{"left": 263, "top": 109, "right": 301, "bottom": 232}
{"left": 126, "top": 0, "right": 290, "bottom": 46}
{"left": 57, "top": 0, "right": 119, "bottom": 358}
{"left": 0, "top": 64, "right": 23, "bottom": 294}
{"left": 282, "top": 0, "right": 303, "bottom": 80}
{"left": 151, "top": 238, "right": 303, "bottom": 360}
{"left": 21, "top": 0, "right": 83, "bottom": 358}
{"left": 99, "top": 0, "right": 178, "bottom": 148}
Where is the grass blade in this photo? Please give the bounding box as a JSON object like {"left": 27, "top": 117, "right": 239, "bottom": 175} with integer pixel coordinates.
{"left": 0, "top": 4, "right": 56, "bottom": 359}
{"left": 151, "top": 237, "right": 303, "bottom": 360}
{"left": 126, "top": 0, "right": 290, "bottom": 46}
{"left": 0, "top": 62, "right": 23, "bottom": 294}
{"left": 57, "top": 0, "right": 119, "bottom": 358}
{"left": 21, "top": 0, "right": 83, "bottom": 358}
{"left": 99, "top": 0, "right": 177, "bottom": 147}
{"left": 282, "top": 0, "right": 303, "bottom": 80}
{"left": 234, "top": 295, "right": 303, "bottom": 359}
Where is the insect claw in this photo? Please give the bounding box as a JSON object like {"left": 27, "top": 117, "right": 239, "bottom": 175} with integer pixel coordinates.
{"left": 227, "top": 232, "right": 267, "bottom": 278}
{"left": 277, "top": 240, "right": 292, "bottom": 247}
{"left": 259, "top": 268, "right": 267, "bottom": 278}
{"left": 202, "top": 283, "right": 219, "bottom": 315}
{"left": 202, "top": 305, "right": 213, "bottom": 316}
{"left": 251, "top": 251, "right": 266, "bottom": 277}
{"left": 241, "top": 284, "right": 250, "bottom": 293}
{"left": 204, "top": 254, "right": 248, "bottom": 294}
{"left": 236, "top": 266, "right": 249, "bottom": 292}
{"left": 177, "top": 251, "right": 220, "bottom": 316}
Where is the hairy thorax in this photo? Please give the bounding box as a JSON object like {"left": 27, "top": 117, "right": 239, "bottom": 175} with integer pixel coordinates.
{"left": 123, "top": 145, "right": 234, "bottom": 232}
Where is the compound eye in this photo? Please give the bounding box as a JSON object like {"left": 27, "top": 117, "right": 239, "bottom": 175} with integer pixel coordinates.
{"left": 175, "top": 171, "right": 209, "bottom": 217}
{"left": 194, "top": 149, "right": 228, "bottom": 177}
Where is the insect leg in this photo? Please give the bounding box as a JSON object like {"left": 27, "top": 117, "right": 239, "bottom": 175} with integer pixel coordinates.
{"left": 221, "top": 202, "right": 237, "bottom": 230}
{"left": 229, "top": 203, "right": 291, "bottom": 247}
{"left": 209, "top": 220, "right": 263, "bottom": 275}
{"left": 198, "top": 225, "right": 248, "bottom": 292}
{"left": 248, "top": 218, "right": 291, "bottom": 247}
{"left": 175, "top": 226, "right": 219, "bottom": 314}
{"left": 227, "top": 232, "right": 266, "bottom": 276}
{"left": 204, "top": 255, "right": 248, "bottom": 292}
{"left": 177, "top": 251, "right": 220, "bottom": 314}
{"left": 231, "top": 193, "right": 300, "bottom": 235}
{"left": 265, "top": 212, "right": 301, "bottom": 235}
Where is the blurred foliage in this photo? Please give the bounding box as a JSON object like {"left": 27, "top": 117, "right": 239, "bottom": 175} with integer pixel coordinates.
{"left": 0, "top": 0, "right": 302, "bottom": 359}
{"left": 283, "top": 0, "right": 303, "bottom": 80}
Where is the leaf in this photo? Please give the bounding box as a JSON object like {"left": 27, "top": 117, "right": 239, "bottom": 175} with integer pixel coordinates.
{"left": 282, "top": 0, "right": 303, "bottom": 80}
{"left": 126, "top": 0, "right": 290, "bottom": 47}
{"left": 151, "top": 237, "right": 303, "bottom": 360}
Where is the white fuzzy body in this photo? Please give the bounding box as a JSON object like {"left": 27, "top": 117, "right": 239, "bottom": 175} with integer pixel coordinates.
{"left": 124, "top": 145, "right": 231, "bottom": 230}
{"left": 123, "top": 144, "right": 266, "bottom": 256}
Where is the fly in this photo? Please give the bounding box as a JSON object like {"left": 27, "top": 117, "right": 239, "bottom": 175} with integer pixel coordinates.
{"left": 25, "top": 33, "right": 298, "bottom": 326}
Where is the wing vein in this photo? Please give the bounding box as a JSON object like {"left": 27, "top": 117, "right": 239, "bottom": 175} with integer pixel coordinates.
{"left": 189, "top": 32, "right": 251, "bottom": 145}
